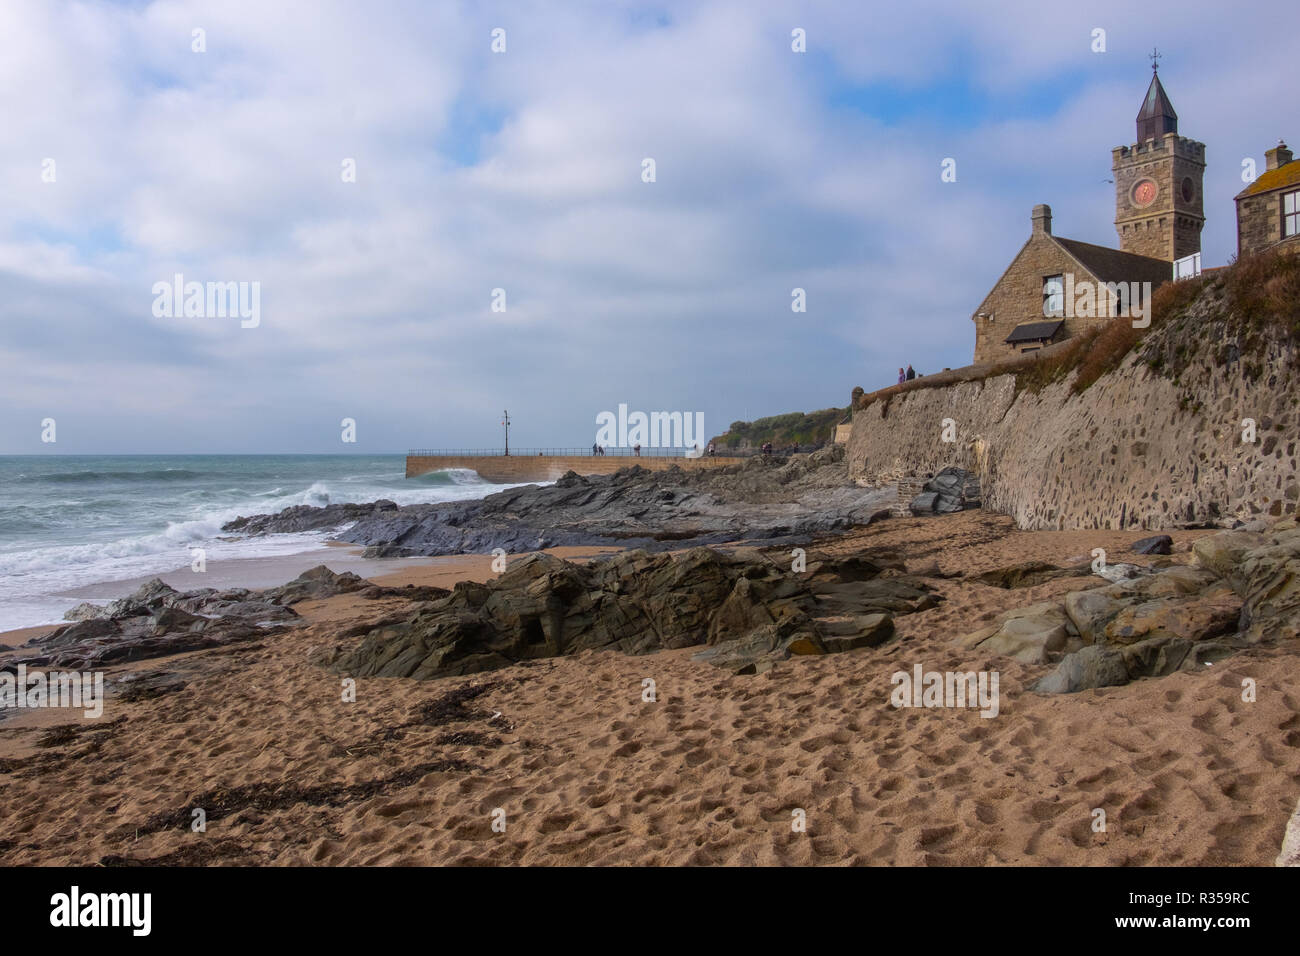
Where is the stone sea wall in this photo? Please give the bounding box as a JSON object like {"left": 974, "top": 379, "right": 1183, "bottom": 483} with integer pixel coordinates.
{"left": 406, "top": 453, "right": 743, "bottom": 483}
{"left": 847, "top": 311, "right": 1298, "bottom": 530}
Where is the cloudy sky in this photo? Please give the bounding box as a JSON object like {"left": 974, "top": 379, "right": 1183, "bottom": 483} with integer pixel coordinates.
{"left": 1, "top": 0, "right": 1295, "bottom": 454}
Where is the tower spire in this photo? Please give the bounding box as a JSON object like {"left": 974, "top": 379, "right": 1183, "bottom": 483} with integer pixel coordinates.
{"left": 1136, "top": 58, "right": 1177, "bottom": 142}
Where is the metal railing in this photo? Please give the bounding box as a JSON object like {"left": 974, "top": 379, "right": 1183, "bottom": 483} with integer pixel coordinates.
{"left": 407, "top": 444, "right": 828, "bottom": 459}
{"left": 408, "top": 447, "right": 719, "bottom": 458}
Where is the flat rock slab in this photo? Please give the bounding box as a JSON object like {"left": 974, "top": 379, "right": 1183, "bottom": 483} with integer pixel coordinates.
{"left": 222, "top": 445, "right": 897, "bottom": 556}
{"left": 329, "top": 547, "right": 940, "bottom": 680}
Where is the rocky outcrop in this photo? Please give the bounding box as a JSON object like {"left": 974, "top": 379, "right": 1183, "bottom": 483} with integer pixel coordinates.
{"left": 958, "top": 602, "right": 1070, "bottom": 664}
{"left": 13, "top": 582, "right": 290, "bottom": 671}
{"left": 320, "top": 547, "right": 941, "bottom": 680}
{"left": 847, "top": 290, "right": 1298, "bottom": 530}
{"left": 908, "top": 466, "right": 980, "bottom": 516}
{"left": 1132, "top": 534, "right": 1173, "bottom": 555}
{"left": 60, "top": 577, "right": 300, "bottom": 626}
{"left": 223, "top": 445, "right": 895, "bottom": 557}
{"left": 1238, "top": 529, "right": 1300, "bottom": 643}
{"left": 957, "top": 517, "right": 1299, "bottom": 693}
{"left": 223, "top": 499, "right": 400, "bottom": 535}
{"left": 260, "top": 565, "right": 371, "bottom": 605}
{"left": 7, "top": 567, "right": 433, "bottom": 672}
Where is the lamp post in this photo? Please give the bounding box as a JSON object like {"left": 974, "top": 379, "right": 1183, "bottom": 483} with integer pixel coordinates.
{"left": 501, "top": 410, "right": 511, "bottom": 456}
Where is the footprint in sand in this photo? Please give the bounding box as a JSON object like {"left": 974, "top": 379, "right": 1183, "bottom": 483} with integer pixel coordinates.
{"left": 798, "top": 734, "right": 833, "bottom": 753}
{"left": 873, "top": 776, "right": 905, "bottom": 799}
{"left": 876, "top": 750, "right": 903, "bottom": 770}
{"left": 1066, "top": 814, "right": 1105, "bottom": 849}
{"left": 1074, "top": 766, "right": 1119, "bottom": 793}
{"left": 1118, "top": 786, "right": 1163, "bottom": 835}
{"left": 538, "top": 811, "right": 578, "bottom": 834}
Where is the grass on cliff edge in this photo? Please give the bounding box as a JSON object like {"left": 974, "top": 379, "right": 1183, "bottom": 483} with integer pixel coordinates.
{"left": 711, "top": 407, "right": 846, "bottom": 449}
{"left": 856, "top": 247, "right": 1300, "bottom": 408}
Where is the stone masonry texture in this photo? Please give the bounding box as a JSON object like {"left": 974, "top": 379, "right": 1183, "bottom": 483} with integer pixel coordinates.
{"left": 849, "top": 309, "right": 1298, "bottom": 531}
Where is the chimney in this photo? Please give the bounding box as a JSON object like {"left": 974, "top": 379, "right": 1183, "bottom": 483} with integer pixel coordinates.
{"left": 1031, "top": 204, "right": 1052, "bottom": 236}
{"left": 1266, "top": 140, "right": 1294, "bottom": 171}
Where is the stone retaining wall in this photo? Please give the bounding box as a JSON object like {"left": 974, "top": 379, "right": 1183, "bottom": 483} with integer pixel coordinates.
{"left": 846, "top": 311, "right": 1298, "bottom": 530}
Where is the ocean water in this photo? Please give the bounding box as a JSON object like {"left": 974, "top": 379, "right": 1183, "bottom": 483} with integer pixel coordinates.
{"left": 0, "top": 455, "right": 510, "bottom": 632}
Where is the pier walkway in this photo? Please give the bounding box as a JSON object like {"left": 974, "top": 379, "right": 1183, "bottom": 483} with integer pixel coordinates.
{"left": 406, "top": 448, "right": 747, "bottom": 482}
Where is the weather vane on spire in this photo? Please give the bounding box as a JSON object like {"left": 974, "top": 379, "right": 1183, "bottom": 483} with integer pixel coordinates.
{"left": 1149, "top": 47, "right": 1162, "bottom": 72}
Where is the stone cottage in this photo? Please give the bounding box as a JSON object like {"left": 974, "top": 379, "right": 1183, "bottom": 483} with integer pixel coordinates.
{"left": 1235, "top": 141, "right": 1300, "bottom": 258}
{"left": 970, "top": 205, "right": 1171, "bottom": 363}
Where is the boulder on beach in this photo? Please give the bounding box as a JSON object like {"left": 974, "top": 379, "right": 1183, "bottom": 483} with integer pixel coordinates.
{"left": 262, "top": 565, "right": 370, "bottom": 605}
{"left": 973, "top": 518, "right": 1300, "bottom": 694}
{"left": 14, "top": 576, "right": 304, "bottom": 670}
{"left": 1131, "top": 534, "right": 1173, "bottom": 555}
{"left": 909, "top": 466, "right": 980, "bottom": 516}
{"left": 329, "top": 546, "right": 940, "bottom": 679}
{"left": 958, "top": 601, "right": 1071, "bottom": 664}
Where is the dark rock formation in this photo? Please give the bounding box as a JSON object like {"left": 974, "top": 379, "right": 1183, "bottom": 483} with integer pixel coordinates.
{"left": 222, "top": 445, "right": 895, "bottom": 557}
{"left": 6, "top": 567, "right": 426, "bottom": 672}
{"left": 222, "top": 499, "right": 399, "bottom": 535}
{"left": 1132, "top": 534, "right": 1174, "bottom": 555}
{"left": 261, "top": 565, "right": 371, "bottom": 605}
{"left": 319, "top": 546, "right": 941, "bottom": 680}
{"left": 910, "top": 467, "right": 980, "bottom": 516}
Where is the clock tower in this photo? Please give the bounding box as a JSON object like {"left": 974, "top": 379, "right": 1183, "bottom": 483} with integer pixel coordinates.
{"left": 1112, "top": 56, "right": 1205, "bottom": 262}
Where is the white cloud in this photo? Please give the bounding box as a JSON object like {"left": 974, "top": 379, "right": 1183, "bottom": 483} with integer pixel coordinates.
{"left": 0, "top": 0, "right": 1295, "bottom": 452}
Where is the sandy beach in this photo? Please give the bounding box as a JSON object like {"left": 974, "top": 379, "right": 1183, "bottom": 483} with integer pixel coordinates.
{"left": 1, "top": 512, "right": 1293, "bottom": 866}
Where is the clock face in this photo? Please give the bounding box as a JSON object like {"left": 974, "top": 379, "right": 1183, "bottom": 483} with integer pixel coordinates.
{"left": 1181, "top": 177, "right": 1195, "bottom": 203}
{"left": 1133, "top": 179, "right": 1158, "bottom": 207}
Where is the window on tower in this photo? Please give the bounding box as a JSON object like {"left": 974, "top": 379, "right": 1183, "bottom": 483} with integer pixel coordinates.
{"left": 1043, "top": 275, "right": 1064, "bottom": 317}
{"left": 1284, "top": 190, "right": 1299, "bottom": 238}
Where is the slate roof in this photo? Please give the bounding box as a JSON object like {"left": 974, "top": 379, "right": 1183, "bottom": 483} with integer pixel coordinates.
{"left": 1005, "top": 320, "right": 1065, "bottom": 344}
{"left": 1053, "top": 237, "right": 1172, "bottom": 287}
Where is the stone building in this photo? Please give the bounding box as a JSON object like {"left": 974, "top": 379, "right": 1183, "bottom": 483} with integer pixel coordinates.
{"left": 1235, "top": 141, "right": 1300, "bottom": 258}
{"left": 970, "top": 68, "right": 1194, "bottom": 364}
{"left": 970, "top": 206, "right": 1171, "bottom": 363}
